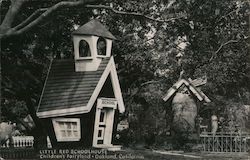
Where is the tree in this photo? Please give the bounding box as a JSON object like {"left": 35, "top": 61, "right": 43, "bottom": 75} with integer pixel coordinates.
{"left": 1, "top": 0, "right": 249, "bottom": 149}
{"left": 0, "top": 0, "right": 184, "bottom": 39}
{"left": 1, "top": 0, "right": 184, "bottom": 148}
{"left": 0, "top": 0, "right": 100, "bottom": 39}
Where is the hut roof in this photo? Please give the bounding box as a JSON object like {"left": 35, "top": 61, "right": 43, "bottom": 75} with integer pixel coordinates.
{"left": 162, "top": 79, "right": 211, "bottom": 103}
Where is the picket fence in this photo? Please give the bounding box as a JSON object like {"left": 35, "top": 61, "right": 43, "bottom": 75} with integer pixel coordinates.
{"left": 1, "top": 136, "right": 52, "bottom": 148}
{"left": 200, "top": 132, "right": 250, "bottom": 152}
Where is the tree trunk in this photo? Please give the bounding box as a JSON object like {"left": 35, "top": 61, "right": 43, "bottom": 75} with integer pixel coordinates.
{"left": 25, "top": 97, "right": 47, "bottom": 149}
{"left": 0, "top": 0, "right": 26, "bottom": 34}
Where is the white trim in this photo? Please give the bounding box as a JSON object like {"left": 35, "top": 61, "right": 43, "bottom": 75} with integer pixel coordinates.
{"left": 86, "top": 57, "right": 125, "bottom": 113}
{"left": 97, "top": 98, "right": 118, "bottom": 109}
{"left": 97, "top": 37, "right": 108, "bottom": 57}
{"left": 36, "top": 60, "right": 53, "bottom": 113}
{"left": 73, "top": 36, "right": 94, "bottom": 59}
{"left": 163, "top": 79, "right": 211, "bottom": 103}
{"left": 52, "top": 118, "right": 81, "bottom": 142}
{"left": 37, "top": 107, "right": 89, "bottom": 118}
{"left": 96, "top": 55, "right": 109, "bottom": 58}
{"left": 93, "top": 98, "right": 117, "bottom": 147}
{"left": 99, "top": 110, "right": 107, "bottom": 125}
{"left": 97, "top": 128, "right": 105, "bottom": 140}
{"left": 37, "top": 56, "right": 125, "bottom": 118}
{"left": 78, "top": 56, "right": 93, "bottom": 59}
{"left": 182, "top": 80, "right": 203, "bottom": 101}
{"left": 110, "top": 59, "right": 125, "bottom": 113}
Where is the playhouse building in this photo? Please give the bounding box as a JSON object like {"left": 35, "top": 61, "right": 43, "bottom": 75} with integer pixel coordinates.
{"left": 162, "top": 78, "right": 211, "bottom": 138}
{"left": 36, "top": 20, "right": 125, "bottom": 150}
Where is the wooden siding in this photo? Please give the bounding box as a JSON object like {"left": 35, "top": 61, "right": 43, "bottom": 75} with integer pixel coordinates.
{"left": 43, "top": 109, "right": 96, "bottom": 148}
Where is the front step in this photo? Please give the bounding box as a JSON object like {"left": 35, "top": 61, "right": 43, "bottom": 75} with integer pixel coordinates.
{"left": 94, "top": 145, "right": 122, "bottom": 151}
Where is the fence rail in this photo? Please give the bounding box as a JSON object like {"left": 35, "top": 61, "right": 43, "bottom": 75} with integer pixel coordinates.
{"left": 200, "top": 132, "right": 250, "bottom": 152}
{"left": 1, "top": 136, "right": 52, "bottom": 148}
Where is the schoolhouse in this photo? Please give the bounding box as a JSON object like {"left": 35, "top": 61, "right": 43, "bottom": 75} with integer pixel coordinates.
{"left": 36, "top": 20, "right": 125, "bottom": 150}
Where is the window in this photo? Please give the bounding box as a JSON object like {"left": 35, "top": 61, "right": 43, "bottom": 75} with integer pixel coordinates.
{"left": 97, "top": 37, "right": 107, "bottom": 56}
{"left": 79, "top": 40, "right": 91, "bottom": 57}
{"left": 99, "top": 110, "right": 106, "bottom": 125}
{"left": 97, "top": 128, "right": 104, "bottom": 139}
{"left": 52, "top": 118, "right": 80, "bottom": 142}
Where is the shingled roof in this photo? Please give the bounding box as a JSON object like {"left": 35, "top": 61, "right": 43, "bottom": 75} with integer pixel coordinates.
{"left": 37, "top": 57, "right": 125, "bottom": 118}
{"left": 37, "top": 58, "right": 108, "bottom": 117}
{"left": 72, "top": 19, "right": 116, "bottom": 40}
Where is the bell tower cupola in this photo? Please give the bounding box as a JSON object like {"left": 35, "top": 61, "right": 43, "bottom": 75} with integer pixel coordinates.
{"left": 72, "top": 19, "right": 116, "bottom": 72}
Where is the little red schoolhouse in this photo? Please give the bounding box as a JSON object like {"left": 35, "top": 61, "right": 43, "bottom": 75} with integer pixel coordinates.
{"left": 36, "top": 20, "right": 125, "bottom": 150}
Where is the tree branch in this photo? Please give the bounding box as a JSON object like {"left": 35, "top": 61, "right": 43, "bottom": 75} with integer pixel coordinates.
{"left": 209, "top": 36, "right": 249, "bottom": 62}
{"left": 0, "top": 0, "right": 100, "bottom": 39}
{"left": 140, "top": 80, "right": 161, "bottom": 87}
{"left": 85, "top": 4, "right": 186, "bottom": 23}
{"left": 1, "top": 1, "right": 185, "bottom": 39}
{"left": 13, "top": 8, "right": 48, "bottom": 31}
{"left": 0, "top": 0, "right": 26, "bottom": 32}
{"left": 216, "top": 8, "right": 238, "bottom": 24}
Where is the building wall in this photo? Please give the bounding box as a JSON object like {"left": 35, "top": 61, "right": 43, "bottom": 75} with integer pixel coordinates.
{"left": 42, "top": 74, "right": 121, "bottom": 148}
{"left": 98, "top": 75, "right": 120, "bottom": 145}
{"left": 42, "top": 107, "right": 96, "bottom": 148}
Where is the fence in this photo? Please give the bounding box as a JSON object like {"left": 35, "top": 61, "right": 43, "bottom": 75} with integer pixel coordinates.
{"left": 0, "top": 148, "right": 37, "bottom": 159}
{"left": 200, "top": 132, "right": 250, "bottom": 152}
{"left": 1, "top": 136, "right": 52, "bottom": 148}
{"left": 0, "top": 136, "right": 52, "bottom": 159}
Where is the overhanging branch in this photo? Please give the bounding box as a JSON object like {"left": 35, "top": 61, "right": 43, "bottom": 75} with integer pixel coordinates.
{"left": 85, "top": 4, "right": 186, "bottom": 23}
{"left": 209, "top": 36, "right": 249, "bottom": 62}
{"left": 13, "top": 8, "right": 48, "bottom": 31}
{"left": 1, "top": 1, "right": 185, "bottom": 39}
{"left": 0, "top": 0, "right": 99, "bottom": 39}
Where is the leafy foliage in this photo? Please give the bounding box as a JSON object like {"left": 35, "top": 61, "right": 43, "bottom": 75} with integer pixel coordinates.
{"left": 1, "top": 0, "right": 249, "bottom": 148}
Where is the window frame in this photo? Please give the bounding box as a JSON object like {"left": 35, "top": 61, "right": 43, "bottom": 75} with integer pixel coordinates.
{"left": 97, "top": 127, "right": 105, "bottom": 140}
{"left": 78, "top": 39, "right": 92, "bottom": 59}
{"left": 52, "top": 118, "right": 81, "bottom": 142}
{"left": 96, "top": 37, "right": 108, "bottom": 57}
{"left": 99, "top": 110, "right": 107, "bottom": 125}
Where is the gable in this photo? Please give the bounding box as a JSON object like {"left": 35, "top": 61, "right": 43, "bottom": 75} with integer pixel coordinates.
{"left": 162, "top": 79, "right": 211, "bottom": 103}
{"left": 37, "top": 57, "right": 125, "bottom": 118}
{"left": 85, "top": 57, "right": 125, "bottom": 113}
{"left": 99, "top": 76, "right": 115, "bottom": 97}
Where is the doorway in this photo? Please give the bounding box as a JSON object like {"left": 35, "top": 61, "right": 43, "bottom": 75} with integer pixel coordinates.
{"left": 93, "top": 98, "right": 117, "bottom": 148}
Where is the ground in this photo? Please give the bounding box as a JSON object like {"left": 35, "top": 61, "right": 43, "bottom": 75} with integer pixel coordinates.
{"left": 114, "top": 149, "right": 250, "bottom": 160}
{"left": 0, "top": 148, "right": 250, "bottom": 159}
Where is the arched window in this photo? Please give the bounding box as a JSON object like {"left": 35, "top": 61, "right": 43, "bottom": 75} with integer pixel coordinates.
{"left": 79, "top": 40, "right": 91, "bottom": 57}
{"left": 97, "top": 37, "right": 107, "bottom": 56}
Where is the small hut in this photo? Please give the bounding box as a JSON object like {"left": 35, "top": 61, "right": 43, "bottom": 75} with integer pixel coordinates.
{"left": 162, "top": 78, "right": 211, "bottom": 140}
{"left": 36, "top": 20, "right": 125, "bottom": 150}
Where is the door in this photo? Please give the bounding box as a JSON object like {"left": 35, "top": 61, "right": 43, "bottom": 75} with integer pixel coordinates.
{"left": 93, "top": 98, "right": 117, "bottom": 148}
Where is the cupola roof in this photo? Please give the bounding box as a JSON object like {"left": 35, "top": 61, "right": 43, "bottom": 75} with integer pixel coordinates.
{"left": 72, "top": 19, "right": 116, "bottom": 40}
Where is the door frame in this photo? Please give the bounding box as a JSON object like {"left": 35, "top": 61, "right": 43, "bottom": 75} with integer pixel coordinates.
{"left": 92, "top": 98, "right": 117, "bottom": 147}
